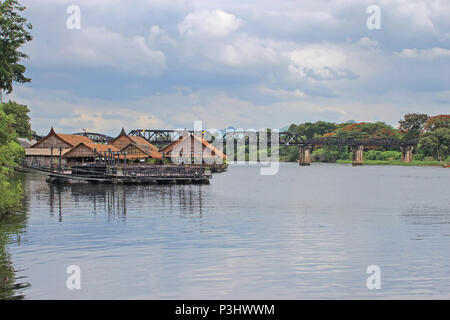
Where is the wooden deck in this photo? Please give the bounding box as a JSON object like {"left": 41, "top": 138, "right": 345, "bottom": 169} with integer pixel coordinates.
{"left": 26, "top": 164, "right": 212, "bottom": 184}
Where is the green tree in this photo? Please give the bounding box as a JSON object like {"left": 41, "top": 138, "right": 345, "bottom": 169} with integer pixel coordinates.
{"left": 0, "top": 0, "right": 32, "bottom": 101}
{"left": 424, "top": 115, "right": 450, "bottom": 132}
{"left": 0, "top": 100, "right": 31, "bottom": 138}
{"left": 418, "top": 128, "right": 450, "bottom": 161}
{"left": 289, "top": 121, "right": 338, "bottom": 139}
{"left": 0, "top": 109, "right": 23, "bottom": 215}
{"left": 334, "top": 122, "right": 399, "bottom": 140}
{"left": 399, "top": 113, "right": 429, "bottom": 141}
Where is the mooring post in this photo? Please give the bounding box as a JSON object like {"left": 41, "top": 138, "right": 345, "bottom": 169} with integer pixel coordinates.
{"left": 298, "top": 146, "right": 312, "bottom": 166}
{"left": 351, "top": 145, "right": 364, "bottom": 166}
{"left": 58, "top": 147, "right": 63, "bottom": 173}
{"left": 401, "top": 146, "right": 414, "bottom": 163}
{"left": 50, "top": 147, "right": 54, "bottom": 172}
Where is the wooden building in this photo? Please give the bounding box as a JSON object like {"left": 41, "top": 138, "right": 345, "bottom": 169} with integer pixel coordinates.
{"left": 24, "top": 148, "right": 69, "bottom": 167}
{"left": 31, "top": 127, "right": 94, "bottom": 149}
{"left": 26, "top": 128, "right": 95, "bottom": 167}
{"left": 110, "top": 128, "right": 162, "bottom": 161}
{"left": 63, "top": 142, "right": 120, "bottom": 164}
{"left": 159, "top": 133, "right": 226, "bottom": 165}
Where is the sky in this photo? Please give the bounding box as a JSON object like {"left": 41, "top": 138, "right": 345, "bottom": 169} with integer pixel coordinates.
{"left": 7, "top": 0, "right": 450, "bottom": 135}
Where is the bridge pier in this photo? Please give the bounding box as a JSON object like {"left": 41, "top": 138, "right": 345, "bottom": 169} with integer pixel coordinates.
{"left": 298, "top": 146, "right": 312, "bottom": 166}
{"left": 401, "top": 146, "right": 414, "bottom": 162}
{"left": 351, "top": 145, "right": 364, "bottom": 166}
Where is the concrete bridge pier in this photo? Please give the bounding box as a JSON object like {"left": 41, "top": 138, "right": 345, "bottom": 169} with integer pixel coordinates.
{"left": 351, "top": 145, "right": 364, "bottom": 166}
{"left": 298, "top": 146, "right": 312, "bottom": 166}
{"left": 401, "top": 146, "right": 414, "bottom": 162}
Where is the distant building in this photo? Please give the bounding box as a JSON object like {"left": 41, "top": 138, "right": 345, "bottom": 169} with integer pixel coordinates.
{"left": 24, "top": 127, "right": 168, "bottom": 168}
{"left": 30, "top": 127, "right": 94, "bottom": 149}
{"left": 110, "top": 128, "right": 162, "bottom": 161}
{"left": 63, "top": 142, "right": 119, "bottom": 164}
{"left": 159, "top": 132, "right": 226, "bottom": 165}
{"left": 25, "top": 128, "right": 94, "bottom": 167}
{"left": 17, "top": 138, "right": 37, "bottom": 148}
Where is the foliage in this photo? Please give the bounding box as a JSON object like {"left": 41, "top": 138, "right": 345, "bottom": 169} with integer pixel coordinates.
{"left": 398, "top": 113, "right": 429, "bottom": 141}
{"left": 0, "top": 100, "right": 31, "bottom": 138}
{"left": 288, "top": 121, "right": 338, "bottom": 139}
{"left": 418, "top": 128, "right": 450, "bottom": 161}
{"left": 365, "top": 150, "right": 401, "bottom": 161}
{"left": 336, "top": 159, "right": 443, "bottom": 166}
{"left": 424, "top": 115, "right": 450, "bottom": 132}
{"left": 311, "top": 146, "right": 350, "bottom": 162}
{"left": 333, "top": 122, "right": 399, "bottom": 140}
{"left": 0, "top": 0, "right": 32, "bottom": 98}
{"left": 0, "top": 109, "right": 23, "bottom": 215}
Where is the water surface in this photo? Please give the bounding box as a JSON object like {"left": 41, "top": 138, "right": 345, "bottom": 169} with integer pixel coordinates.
{"left": 1, "top": 163, "right": 449, "bottom": 299}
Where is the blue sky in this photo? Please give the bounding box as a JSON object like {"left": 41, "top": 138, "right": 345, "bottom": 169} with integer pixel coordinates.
{"left": 8, "top": 0, "right": 450, "bottom": 135}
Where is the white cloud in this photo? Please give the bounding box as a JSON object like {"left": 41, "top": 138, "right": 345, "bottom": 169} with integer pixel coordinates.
{"left": 28, "top": 26, "right": 166, "bottom": 75}
{"left": 358, "top": 37, "right": 378, "bottom": 47}
{"left": 178, "top": 9, "right": 242, "bottom": 38}
{"left": 288, "top": 43, "right": 385, "bottom": 81}
{"left": 257, "top": 86, "right": 306, "bottom": 99}
{"left": 396, "top": 47, "right": 450, "bottom": 59}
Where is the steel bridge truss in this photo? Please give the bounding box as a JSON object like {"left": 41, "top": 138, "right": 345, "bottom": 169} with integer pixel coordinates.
{"left": 128, "top": 129, "right": 417, "bottom": 148}
{"left": 72, "top": 132, "right": 114, "bottom": 143}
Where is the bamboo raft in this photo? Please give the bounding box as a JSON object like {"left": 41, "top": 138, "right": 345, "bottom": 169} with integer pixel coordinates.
{"left": 27, "top": 164, "right": 212, "bottom": 184}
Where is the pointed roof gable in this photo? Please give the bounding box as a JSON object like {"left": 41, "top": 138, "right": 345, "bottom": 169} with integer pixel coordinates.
{"left": 31, "top": 127, "right": 94, "bottom": 148}
{"left": 63, "top": 142, "right": 119, "bottom": 158}
{"left": 110, "top": 128, "right": 160, "bottom": 154}
{"left": 159, "top": 134, "right": 226, "bottom": 159}
{"left": 121, "top": 142, "right": 163, "bottom": 160}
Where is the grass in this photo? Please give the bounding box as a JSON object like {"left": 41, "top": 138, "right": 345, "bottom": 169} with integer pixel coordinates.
{"left": 335, "top": 159, "right": 446, "bottom": 166}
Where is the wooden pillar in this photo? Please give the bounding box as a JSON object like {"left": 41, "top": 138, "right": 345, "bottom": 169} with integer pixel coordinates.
{"left": 401, "top": 146, "right": 414, "bottom": 163}
{"left": 299, "top": 146, "right": 312, "bottom": 166}
{"left": 351, "top": 145, "right": 364, "bottom": 166}
{"left": 50, "top": 147, "right": 54, "bottom": 171}
{"left": 58, "top": 147, "right": 63, "bottom": 173}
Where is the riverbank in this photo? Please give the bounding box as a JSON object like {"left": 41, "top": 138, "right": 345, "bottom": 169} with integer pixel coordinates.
{"left": 335, "top": 159, "right": 446, "bottom": 167}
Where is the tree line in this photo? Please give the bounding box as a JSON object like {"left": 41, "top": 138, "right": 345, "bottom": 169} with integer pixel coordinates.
{"left": 0, "top": 0, "right": 32, "bottom": 215}
{"left": 281, "top": 115, "right": 449, "bottom": 163}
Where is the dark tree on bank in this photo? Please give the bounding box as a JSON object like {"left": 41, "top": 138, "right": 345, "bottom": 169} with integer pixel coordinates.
{"left": 0, "top": 100, "right": 31, "bottom": 138}
{"left": 399, "top": 113, "right": 429, "bottom": 141}
{"left": 0, "top": 0, "right": 32, "bottom": 101}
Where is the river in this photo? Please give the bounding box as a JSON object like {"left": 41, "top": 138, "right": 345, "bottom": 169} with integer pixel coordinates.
{"left": 1, "top": 163, "right": 449, "bottom": 299}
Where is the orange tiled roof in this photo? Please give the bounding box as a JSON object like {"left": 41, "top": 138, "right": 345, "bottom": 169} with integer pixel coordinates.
{"left": 64, "top": 142, "right": 119, "bottom": 158}
{"left": 31, "top": 127, "right": 95, "bottom": 148}
{"left": 57, "top": 134, "right": 94, "bottom": 146}
{"left": 129, "top": 135, "right": 160, "bottom": 152}
{"left": 121, "top": 142, "right": 163, "bottom": 160}
{"left": 159, "top": 134, "right": 226, "bottom": 159}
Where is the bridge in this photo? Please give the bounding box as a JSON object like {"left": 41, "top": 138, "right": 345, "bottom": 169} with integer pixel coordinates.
{"left": 128, "top": 129, "right": 418, "bottom": 166}
{"left": 32, "top": 129, "right": 418, "bottom": 166}
{"left": 72, "top": 132, "right": 114, "bottom": 143}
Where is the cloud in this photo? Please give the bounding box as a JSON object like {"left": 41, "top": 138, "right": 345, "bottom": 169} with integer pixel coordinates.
{"left": 358, "top": 37, "right": 378, "bottom": 47}
{"left": 288, "top": 43, "right": 385, "bottom": 81}
{"left": 178, "top": 9, "right": 242, "bottom": 38}
{"left": 396, "top": 47, "right": 450, "bottom": 59}
{"left": 13, "top": 0, "right": 450, "bottom": 131}
{"left": 28, "top": 26, "right": 166, "bottom": 75}
{"left": 257, "top": 86, "right": 306, "bottom": 99}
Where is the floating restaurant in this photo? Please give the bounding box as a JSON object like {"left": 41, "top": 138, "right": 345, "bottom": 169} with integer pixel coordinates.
{"left": 24, "top": 127, "right": 221, "bottom": 184}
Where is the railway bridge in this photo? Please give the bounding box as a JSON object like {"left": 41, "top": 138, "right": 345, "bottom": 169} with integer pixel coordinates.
{"left": 126, "top": 129, "right": 418, "bottom": 166}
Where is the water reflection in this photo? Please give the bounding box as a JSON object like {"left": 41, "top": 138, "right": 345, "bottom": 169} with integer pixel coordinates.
{"left": 46, "top": 182, "right": 205, "bottom": 223}
{"left": 0, "top": 174, "right": 31, "bottom": 300}
{"left": 2, "top": 165, "right": 450, "bottom": 299}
